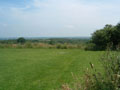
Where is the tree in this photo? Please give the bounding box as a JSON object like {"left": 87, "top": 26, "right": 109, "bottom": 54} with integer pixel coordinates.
{"left": 17, "top": 37, "right": 26, "bottom": 44}
{"left": 91, "top": 25, "right": 113, "bottom": 50}
{"left": 91, "top": 23, "right": 120, "bottom": 50}
{"left": 111, "top": 23, "right": 120, "bottom": 47}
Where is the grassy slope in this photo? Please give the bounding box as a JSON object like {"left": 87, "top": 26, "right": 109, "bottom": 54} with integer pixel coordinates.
{"left": 0, "top": 49, "right": 103, "bottom": 90}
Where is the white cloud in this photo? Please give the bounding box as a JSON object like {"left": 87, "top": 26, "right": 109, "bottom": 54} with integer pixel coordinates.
{"left": 0, "top": 0, "right": 120, "bottom": 37}
{"left": 3, "top": 24, "right": 8, "bottom": 27}
{"left": 65, "top": 25, "right": 75, "bottom": 29}
{"left": 0, "top": 23, "right": 8, "bottom": 27}
{"left": 33, "top": 0, "right": 49, "bottom": 8}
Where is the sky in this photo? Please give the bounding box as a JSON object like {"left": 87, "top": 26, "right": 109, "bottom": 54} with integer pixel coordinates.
{"left": 0, "top": 0, "right": 120, "bottom": 38}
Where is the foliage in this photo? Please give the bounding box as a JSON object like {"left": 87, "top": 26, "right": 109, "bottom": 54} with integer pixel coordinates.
{"left": 0, "top": 38, "right": 89, "bottom": 45}
{"left": 0, "top": 37, "right": 89, "bottom": 49}
{"left": 83, "top": 51, "right": 120, "bottom": 90}
{"left": 85, "top": 43, "right": 96, "bottom": 51}
{"left": 0, "top": 43, "right": 86, "bottom": 49}
{"left": 56, "top": 44, "right": 68, "bottom": 49}
{"left": 61, "top": 50, "right": 120, "bottom": 90}
{"left": 17, "top": 37, "right": 26, "bottom": 44}
{"left": 24, "top": 42, "right": 33, "bottom": 48}
{"left": 91, "top": 24, "right": 120, "bottom": 50}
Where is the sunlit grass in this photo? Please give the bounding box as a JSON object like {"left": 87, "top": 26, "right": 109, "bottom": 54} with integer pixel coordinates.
{"left": 0, "top": 49, "right": 103, "bottom": 90}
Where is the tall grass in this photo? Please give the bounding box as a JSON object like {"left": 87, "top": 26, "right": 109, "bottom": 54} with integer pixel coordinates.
{"left": 0, "top": 43, "right": 86, "bottom": 49}
{"left": 61, "top": 50, "right": 120, "bottom": 90}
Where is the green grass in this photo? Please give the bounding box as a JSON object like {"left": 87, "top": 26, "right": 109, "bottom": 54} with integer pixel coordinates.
{"left": 0, "top": 49, "right": 103, "bottom": 90}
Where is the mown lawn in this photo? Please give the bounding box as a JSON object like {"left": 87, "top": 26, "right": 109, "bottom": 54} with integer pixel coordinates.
{"left": 0, "top": 49, "right": 103, "bottom": 90}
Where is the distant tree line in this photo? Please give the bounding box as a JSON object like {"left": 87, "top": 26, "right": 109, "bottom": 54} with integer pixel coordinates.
{"left": 2, "top": 21, "right": 120, "bottom": 51}
{"left": 0, "top": 37, "right": 89, "bottom": 45}
{"left": 0, "top": 37, "right": 89, "bottom": 49}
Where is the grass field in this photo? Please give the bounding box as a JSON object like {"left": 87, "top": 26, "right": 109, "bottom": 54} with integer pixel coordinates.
{"left": 0, "top": 49, "right": 103, "bottom": 90}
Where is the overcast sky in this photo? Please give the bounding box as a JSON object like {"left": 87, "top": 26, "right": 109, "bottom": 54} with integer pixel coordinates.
{"left": 0, "top": 0, "right": 120, "bottom": 38}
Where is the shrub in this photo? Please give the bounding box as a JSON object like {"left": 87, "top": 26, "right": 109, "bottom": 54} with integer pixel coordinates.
{"left": 16, "top": 44, "right": 24, "bottom": 48}
{"left": 56, "top": 44, "right": 68, "bottom": 49}
{"left": 61, "top": 50, "right": 120, "bottom": 90}
{"left": 62, "top": 44, "right": 68, "bottom": 49}
{"left": 56, "top": 44, "right": 63, "bottom": 49}
{"left": 0, "top": 44, "right": 4, "bottom": 48}
{"left": 0, "top": 43, "right": 86, "bottom": 49}
{"left": 85, "top": 43, "right": 96, "bottom": 51}
{"left": 24, "top": 42, "right": 33, "bottom": 48}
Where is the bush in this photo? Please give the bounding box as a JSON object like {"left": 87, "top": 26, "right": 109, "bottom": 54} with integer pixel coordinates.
{"left": 61, "top": 50, "right": 120, "bottom": 90}
{"left": 24, "top": 42, "right": 33, "bottom": 48}
{"left": 56, "top": 44, "right": 67, "bottom": 49}
{"left": 16, "top": 44, "right": 24, "bottom": 48}
{"left": 0, "top": 43, "right": 86, "bottom": 49}
{"left": 85, "top": 43, "right": 96, "bottom": 51}
{"left": 0, "top": 44, "right": 4, "bottom": 48}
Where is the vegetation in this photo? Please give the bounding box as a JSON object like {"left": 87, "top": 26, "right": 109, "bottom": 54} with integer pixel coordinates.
{"left": 0, "top": 49, "right": 102, "bottom": 90}
{"left": 0, "top": 23, "right": 120, "bottom": 51}
{"left": 89, "top": 23, "right": 120, "bottom": 50}
{"left": 61, "top": 50, "right": 120, "bottom": 90}
{"left": 0, "top": 22, "right": 120, "bottom": 90}
{"left": 0, "top": 37, "right": 89, "bottom": 45}
{"left": 17, "top": 37, "right": 26, "bottom": 44}
{"left": 0, "top": 37, "right": 88, "bottom": 49}
{"left": 1, "top": 23, "right": 120, "bottom": 51}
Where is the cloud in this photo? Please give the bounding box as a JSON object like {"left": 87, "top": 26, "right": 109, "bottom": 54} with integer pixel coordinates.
{"left": 0, "top": 0, "right": 120, "bottom": 37}
{"left": 65, "top": 25, "right": 75, "bottom": 29}
{"left": 33, "top": 0, "right": 49, "bottom": 8}
{"left": 3, "top": 24, "right": 8, "bottom": 27}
